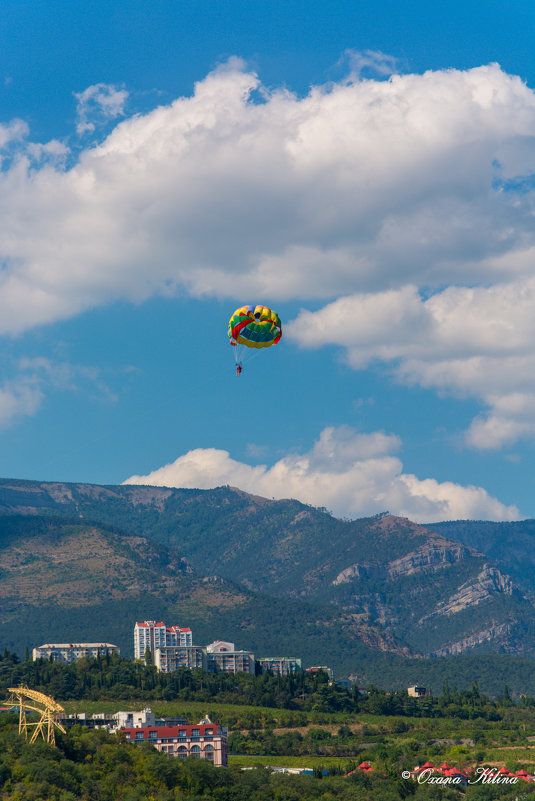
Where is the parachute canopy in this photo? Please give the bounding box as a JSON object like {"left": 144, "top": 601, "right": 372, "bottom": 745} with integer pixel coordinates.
{"left": 228, "top": 304, "right": 282, "bottom": 349}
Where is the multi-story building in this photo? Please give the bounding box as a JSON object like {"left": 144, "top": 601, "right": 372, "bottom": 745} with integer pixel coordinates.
{"left": 257, "top": 657, "right": 302, "bottom": 676}
{"left": 154, "top": 646, "right": 207, "bottom": 673}
{"left": 32, "top": 643, "right": 120, "bottom": 663}
{"left": 121, "top": 716, "right": 228, "bottom": 766}
{"left": 134, "top": 624, "right": 253, "bottom": 674}
{"left": 134, "top": 621, "right": 192, "bottom": 661}
{"left": 205, "top": 641, "right": 255, "bottom": 674}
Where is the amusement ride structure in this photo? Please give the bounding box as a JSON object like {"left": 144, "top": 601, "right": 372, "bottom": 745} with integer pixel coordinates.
{"left": 7, "top": 685, "right": 66, "bottom": 745}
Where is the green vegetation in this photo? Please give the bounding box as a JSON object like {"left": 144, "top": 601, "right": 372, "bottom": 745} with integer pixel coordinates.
{"left": 2, "top": 704, "right": 535, "bottom": 799}
{"left": 0, "top": 718, "right": 365, "bottom": 801}
{"left": 1, "top": 714, "right": 535, "bottom": 801}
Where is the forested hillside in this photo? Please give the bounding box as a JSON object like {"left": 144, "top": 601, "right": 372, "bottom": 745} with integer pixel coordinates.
{"left": 2, "top": 479, "right": 535, "bottom": 670}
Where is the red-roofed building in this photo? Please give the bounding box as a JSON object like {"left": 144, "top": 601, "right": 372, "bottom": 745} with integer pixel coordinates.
{"left": 134, "top": 621, "right": 193, "bottom": 661}
{"left": 516, "top": 769, "right": 533, "bottom": 781}
{"left": 344, "top": 763, "right": 374, "bottom": 777}
{"left": 121, "top": 715, "right": 228, "bottom": 766}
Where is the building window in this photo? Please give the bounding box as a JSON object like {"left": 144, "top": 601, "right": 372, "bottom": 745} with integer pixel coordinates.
{"left": 191, "top": 745, "right": 201, "bottom": 758}
{"left": 204, "top": 745, "right": 214, "bottom": 761}
{"left": 135, "top": 732, "right": 144, "bottom": 740}
{"left": 177, "top": 746, "right": 187, "bottom": 759}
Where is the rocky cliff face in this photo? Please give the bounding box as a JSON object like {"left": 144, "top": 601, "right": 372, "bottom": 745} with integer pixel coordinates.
{"left": 419, "top": 566, "right": 520, "bottom": 623}
{"left": 333, "top": 539, "right": 475, "bottom": 584}
{"left": 432, "top": 622, "right": 516, "bottom": 656}
{"left": 324, "top": 517, "right": 533, "bottom": 657}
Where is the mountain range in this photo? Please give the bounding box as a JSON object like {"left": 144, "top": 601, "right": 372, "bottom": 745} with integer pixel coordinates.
{"left": 1, "top": 478, "right": 535, "bottom": 687}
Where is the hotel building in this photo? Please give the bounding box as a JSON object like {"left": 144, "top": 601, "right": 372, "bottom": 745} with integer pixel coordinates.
{"left": 121, "top": 716, "right": 228, "bottom": 766}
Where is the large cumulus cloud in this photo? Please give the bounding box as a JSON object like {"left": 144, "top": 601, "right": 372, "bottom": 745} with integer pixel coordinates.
{"left": 123, "top": 426, "right": 520, "bottom": 523}
{"left": 0, "top": 60, "right": 534, "bottom": 334}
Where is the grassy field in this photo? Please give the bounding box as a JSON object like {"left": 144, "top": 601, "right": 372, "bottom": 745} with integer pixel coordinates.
{"left": 61, "top": 699, "right": 354, "bottom": 727}
{"left": 61, "top": 699, "right": 306, "bottom": 722}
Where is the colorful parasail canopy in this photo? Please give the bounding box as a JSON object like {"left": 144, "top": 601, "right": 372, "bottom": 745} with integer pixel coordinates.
{"left": 228, "top": 304, "right": 282, "bottom": 349}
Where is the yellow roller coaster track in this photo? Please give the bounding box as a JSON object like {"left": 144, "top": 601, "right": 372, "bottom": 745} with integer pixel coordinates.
{"left": 6, "top": 685, "right": 66, "bottom": 745}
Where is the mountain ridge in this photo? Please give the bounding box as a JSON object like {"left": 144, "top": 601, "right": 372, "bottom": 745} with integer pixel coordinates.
{"left": 0, "top": 478, "right": 534, "bottom": 664}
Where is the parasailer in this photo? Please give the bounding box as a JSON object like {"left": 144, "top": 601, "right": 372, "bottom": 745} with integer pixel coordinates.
{"left": 228, "top": 304, "right": 282, "bottom": 375}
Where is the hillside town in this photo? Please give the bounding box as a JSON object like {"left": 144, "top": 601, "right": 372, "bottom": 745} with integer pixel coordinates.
{"left": 32, "top": 619, "right": 312, "bottom": 677}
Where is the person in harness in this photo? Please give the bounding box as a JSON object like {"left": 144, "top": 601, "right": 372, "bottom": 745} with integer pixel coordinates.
{"left": 236, "top": 363, "right": 243, "bottom": 376}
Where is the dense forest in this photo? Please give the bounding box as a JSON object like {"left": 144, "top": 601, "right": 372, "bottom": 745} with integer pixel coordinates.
{"left": 0, "top": 650, "right": 530, "bottom": 720}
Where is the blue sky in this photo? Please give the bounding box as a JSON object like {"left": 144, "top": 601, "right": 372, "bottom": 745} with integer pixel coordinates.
{"left": 1, "top": 0, "right": 535, "bottom": 522}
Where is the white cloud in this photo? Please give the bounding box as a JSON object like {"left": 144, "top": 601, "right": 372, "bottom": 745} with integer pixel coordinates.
{"left": 0, "top": 378, "right": 43, "bottom": 428}
{"left": 18, "top": 356, "right": 118, "bottom": 403}
{"left": 0, "top": 118, "right": 28, "bottom": 148}
{"left": 287, "top": 279, "right": 535, "bottom": 449}
{"left": 341, "top": 49, "right": 400, "bottom": 79}
{"left": 0, "top": 357, "right": 117, "bottom": 430}
{"left": 26, "top": 139, "right": 69, "bottom": 167}
{"left": 74, "top": 83, "right": 129, "bottom": 134}
{"left": 0, "top": 61, "right": 534, "bottom": 335}
{"left": 123, "top": 425, "right": 519, "bottom": 523}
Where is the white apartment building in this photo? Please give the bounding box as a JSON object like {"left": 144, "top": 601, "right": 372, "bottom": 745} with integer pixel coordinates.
{"left": 32, "top": 643, "right": 120, "bottom": 663}
{"left": 134, "top": 621, "right": 192, "bottom": 661}
{"left": 205, "top": 641, "right": 255, "bottom": 674}
{"left": 154, "top": 646, "right": 207, "bottom": 673}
